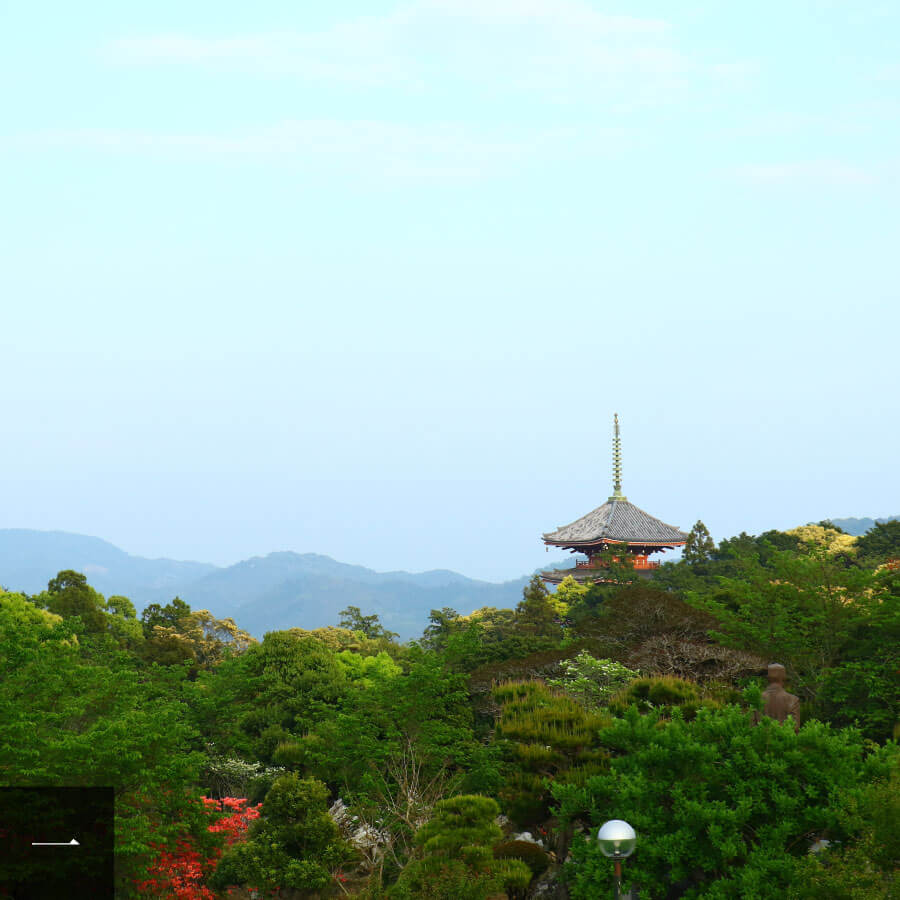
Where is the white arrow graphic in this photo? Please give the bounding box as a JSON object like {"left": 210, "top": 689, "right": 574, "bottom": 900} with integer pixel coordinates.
{"left": 31, "top": 838, "right": 80, "bottom": 846}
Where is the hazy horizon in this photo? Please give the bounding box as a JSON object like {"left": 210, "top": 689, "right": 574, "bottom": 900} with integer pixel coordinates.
{"left": 2, "top": 482, "right": 893, "bottom": 584}
{"left": 2, "top": 2, "right": 898, "bottom": 582}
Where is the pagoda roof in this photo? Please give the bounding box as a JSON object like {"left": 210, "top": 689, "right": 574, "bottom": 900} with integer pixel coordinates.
{"left": 543, "top": 497, "right": 688, "bottom": 548}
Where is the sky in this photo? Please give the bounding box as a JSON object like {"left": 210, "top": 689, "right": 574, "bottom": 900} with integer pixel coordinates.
{"left": 1, "top": 0, "right": 898, "bottom": 582}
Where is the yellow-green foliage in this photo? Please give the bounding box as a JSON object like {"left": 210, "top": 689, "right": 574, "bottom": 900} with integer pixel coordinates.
{"left": 550, "top": 575, "right": 587, "bottom": 615}
{"left": 608, "top": 675, "right": 702, "bottom": 718}
{"left": 492, "top": 680, "right": 610, "bottom": 826}
{"left": 513, "top": 743, "right": 563, "bottom": 769}
{"left": 0, "top": 591, "right": 63, "bottom": 629}
{"left": 492, "top": 680, "right": 541, "bottom": 704}
{"left": 285, "top": 625, "right": 395, "bottom": 657}
{"left": 494, "top": 680, "right": 609, "bottom": 751}
{"left": 335, "top": 649, "right": 402, "bottom": 686}
{"left": 787, "top": 524, "right": 858, "bottom": 556}
{"left": 499, "top": 706, "right": 605, "bottom": 749}
{"left": 458, "top": 605, "right": 516, "bottom": 631}
{"left": 0, "top": 591, "right": 76, "bottom": 647}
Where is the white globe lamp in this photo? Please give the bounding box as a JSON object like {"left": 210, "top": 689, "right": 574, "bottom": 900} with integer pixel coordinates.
{"left": 597, "top": 819, "right": 636, "bottom": 898}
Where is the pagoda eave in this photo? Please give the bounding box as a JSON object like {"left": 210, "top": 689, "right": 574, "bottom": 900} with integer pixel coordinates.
{"left": 542, "top": 538, "right": 686, "bottom": 551}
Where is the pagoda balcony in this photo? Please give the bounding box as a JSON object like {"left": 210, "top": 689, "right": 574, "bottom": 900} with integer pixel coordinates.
{"left": 576, "top": 558, "right": 660, "bottom": 571}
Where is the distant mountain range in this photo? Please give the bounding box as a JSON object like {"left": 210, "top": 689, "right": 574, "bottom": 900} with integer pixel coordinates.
{"left": 829, "top": 516, "right": 899, "bottom": 536}
{"left": 0, "top": 530, "right": 217, "bottom": 603}
{"left": 0, "top": 530, "right": 572, "bottom": 640}
{"left": 4, "top": 518, "right": 894, "bottom": 640}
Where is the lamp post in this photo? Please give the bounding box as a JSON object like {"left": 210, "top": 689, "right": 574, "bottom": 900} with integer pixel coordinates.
{"left": 597, "top": 819, "right": 636, "bottom": 899}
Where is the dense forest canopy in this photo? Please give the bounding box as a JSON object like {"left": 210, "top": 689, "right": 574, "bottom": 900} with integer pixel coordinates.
{"left": 1, "top": 519, "right": 897, "bottom": 898}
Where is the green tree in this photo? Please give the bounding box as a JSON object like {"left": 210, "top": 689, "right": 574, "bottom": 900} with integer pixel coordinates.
{"left": 0, "top": 591, "right": 207, "bottom": 896}
{"left": 210, "top": 774, "right": 351, "bottom": 896}
{"left": 103, "top": 595, "right": 144, "bottom": 649}
{"left": 433, "top": 603, "right": 565, "bottom": 673}
{"left": 421, "top": 607, "right": 462, "bottom": 652}
{"left": 719, "top": 530, "right": 801, "bottom": 565}
{"left": 856, "top": 519, "right": 900, "bottom": 566}
{"left": 389, "top": 795, "right": 530, "bottom": 899}
{"left": 790, "top": 755, "right": 900, "bottom": 898}
{"left": 683, "top": 520, "right": 715, "bottom": 565}
{"left": 553, "top": 705, "right": 895, "bottom": 899}
{"left": 338, "top": 605, "right": 398, "bottom": 641}
{"left": 684, "top": 547, "right": 884, "bottom": 706}
{"left": 106, "top": 595, "right": 136, "bottom": 618}
{"left": 515, "top": 575, "right": 562, "bottom": 639}
{"left": 35, "top": 573, "right": 144, "bottom": 649}
{"left": 304, "top": 647, "right": 481, "bottom": 797}
{"left": 140, "top": 596, "right": 192, "bottom": 636}
{"left": 188, "top": 630, "right": 348, "bottom": 765}
{"left": 40, "top": 569, "right": 107, "bottom": 632}
{"left": 815, "top": 567, "right": 900, "bottom": 741}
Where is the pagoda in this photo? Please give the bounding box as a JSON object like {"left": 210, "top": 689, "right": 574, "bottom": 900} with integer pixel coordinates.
{"left": 540, "top": 414, "right": 688, "bottom": 584}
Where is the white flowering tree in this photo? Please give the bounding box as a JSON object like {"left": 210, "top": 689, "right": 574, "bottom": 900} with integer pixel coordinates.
{"left": 546, "top": 651, "right": 637, "bottom": 710}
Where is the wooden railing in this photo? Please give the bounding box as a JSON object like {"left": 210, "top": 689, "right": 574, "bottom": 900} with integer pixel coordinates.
{"left": 576, "top": 558, "right": 660, "bottom": 570}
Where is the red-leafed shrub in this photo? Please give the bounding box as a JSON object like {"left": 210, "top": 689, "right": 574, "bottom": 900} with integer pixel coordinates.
{"left": 135, "top": 796, "right": 262, "bottom": 899}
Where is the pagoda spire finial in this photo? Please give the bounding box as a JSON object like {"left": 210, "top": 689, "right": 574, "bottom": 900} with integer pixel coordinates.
{"left": 610, "top": 413, "right": 626, "bottom": 501}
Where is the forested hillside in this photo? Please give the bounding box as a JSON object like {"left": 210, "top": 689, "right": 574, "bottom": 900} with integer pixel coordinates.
{"left": 1, "top": 520, "right": 897, "bottom": 898}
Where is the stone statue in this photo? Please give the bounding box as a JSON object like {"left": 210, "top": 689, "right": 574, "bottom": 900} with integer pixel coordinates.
{"left": 760, "top": 663, "right": 800, "bottom": 730}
